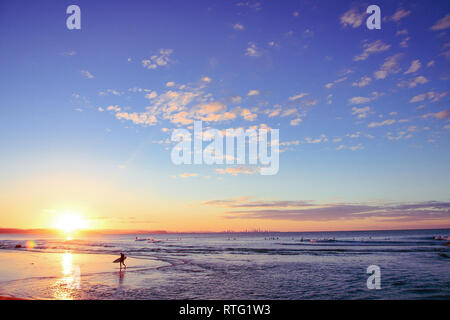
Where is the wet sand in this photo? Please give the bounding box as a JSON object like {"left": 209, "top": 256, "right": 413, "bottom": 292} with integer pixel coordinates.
{"left": 0, "top": 250, "right": 168, "bottom": 299}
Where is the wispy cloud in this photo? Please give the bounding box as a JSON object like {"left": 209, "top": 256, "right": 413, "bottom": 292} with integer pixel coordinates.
{"left": 216, "top": 166, "right": 260, "bottom": 176}
{"left": 398, "top": 76, "right": 428, "bottom": 88}
{"left": 352, "top": 76, "right": 371, "bottom": 87}
{"left": 354, "top": 40, "right": 390, "bottom": 61}
{"left": 404, "top": 60, "right": 421, "bottom": 74}
{"left": 336, "top": 143, "right": 364, "bottom": 151}
{"left": 410, "top": 91, "right": 448, "bottom": 103}
{"left": 352, "top": 106, "right": 372, "bottom": 119}
{"left": 61, "top": 51, "right": 76, "bottom": 57}
{"left": 233, "top": 23, "right": 245, "bottom": 31}
{"left": 368, "top": 119, "right": 396, "bottom": 128}
{"left": 174, "top": 173, "right": 198, "bottom": 179}
{"left": 384, "top": 9, "right": 411, "bottom": 22}
{"left": 340, "top": 8, "right": 365, "bottom": 28}
{"left": 142, "top": 49, "right": 173, "bottom": 70}
{"left": 288, "top": 93, "right": 308, "bottom": 101}
{"left": 374, "top": 54, "right": 402, "bottom": 79}
{"left": 205, "top": 199, "right": 450, "bottom": 223}
{"left": 431, "top": 14, "right": 450, "bottom": 31}
{"left": 348, "top": 92, "right": 379, "bottom": 105}
{"left": 245, "top": 42, "right": 261, "bottom": 57}
{"left": 422, "top": 110, "right": 450, "bottom": 120}
{"left": 80, "top": 70, "right": 94, "bottom": 79}
{"left": 325, "top": 77, "right": 347, "bottom": 89}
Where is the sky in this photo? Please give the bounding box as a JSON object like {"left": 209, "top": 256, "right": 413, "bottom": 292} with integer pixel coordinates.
{"left": 0, "top": 0, "right": 449, "bottom": 232}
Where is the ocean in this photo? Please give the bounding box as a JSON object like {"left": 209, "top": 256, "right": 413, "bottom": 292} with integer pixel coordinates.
{"left": 0, "top": 229, "right": 449, "bottom": 299}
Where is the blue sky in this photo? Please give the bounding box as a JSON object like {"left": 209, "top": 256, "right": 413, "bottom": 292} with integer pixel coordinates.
{"left": 0, "top": 0, "right": 449, "bottom": 231}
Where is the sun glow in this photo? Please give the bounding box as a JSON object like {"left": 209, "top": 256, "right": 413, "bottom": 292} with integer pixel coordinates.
{"left": 54, "top": 213, "right": 88, "bottom": 233}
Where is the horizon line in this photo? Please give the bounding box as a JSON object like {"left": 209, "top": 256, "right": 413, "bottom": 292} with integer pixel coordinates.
{"left": 0, "top": 226, "right": 449, "bottom": 235}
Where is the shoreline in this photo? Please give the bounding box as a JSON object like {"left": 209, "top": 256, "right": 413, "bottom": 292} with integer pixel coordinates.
{"left": 0, "top": 227, "right": 449, "bottom": 236}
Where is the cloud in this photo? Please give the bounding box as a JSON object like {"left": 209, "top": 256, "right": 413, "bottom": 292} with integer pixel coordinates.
{"left": 304, "top": 134, "right": 328, "bottom": 144}
{"left": 107, "top": 105, "right": 121, "bottom": 112}
{"left": 386, "top": 131, "right": 413, "bottom": 141}
{"left": 233, "top": 23, "right": 245, "bottom": 30}
{"left": 301, "top": 99, "right": 318, "bottom": 107}
{"left": 192, "top": 102, "right": 237, "bottom": 122}
{"left": 385, "top": 9, "right": 411, "bottom": 22}
{"left": 290, "top": 118, "right": 302, "bottom": 126}
{"left": 281, "top": 108, "right": 297, "bottom": 117}
{"left": 431, "top": 14, "right": 450, "bottom": 31}
{"left": 240, "top": 108, "right": 257, "bottom": 121}
{"left": 352, "top": 76, "right": 372, "bottom": 87}
{"left": 236, "top": 1, "right": 262, "bottom": 11}
{"left": 348, "top": 92, "right": 379, "bottom": 105}
{"left": 201, "top": 76, "right": 212, "bottom": 83}
{"left": 264, "top": 105, "right": 282, "bottom": 118}
{"left": 206, "top": 199, "right": 450, "bottom": 223}
{"left": 368, "top": 119, "right": 396, "bottom": 128}
{"left": 61, "top": 51, "right": 76, "bottom": 56}
{"left": 245, "top": 42, "right": 261, "bottom": 57}
{"left": 106, "top": 79, "right": 263, "bottom": 127}
{"left": 325, "top": 77, "right": 347, "bottom": 89}
{"left": 116, "top": 112, "right": 157, "bottom": 126}
{"left": 80, "top": 70, "right": 94, "bottom": 79}
{"left": 422, "top": 109, "right": 450, "bottom": 120}
{"left": 216, "top": 166, "right": 260, "bottom": 176}
{"left": 410, "top": 91, "right": 448, "bottom": 103}
{"left": 398, "top": 76, "right": 428, "bottom": 88}
{"left": 340, "top": 8, "right": 365, "bottom": 28}
{"left": 99, "top": 89, "right": 122, "bottom": 96}
{"left": 145, "top": 91, "right": 158, "bottom": 99}
{"left": 374, "top": 54, "right": 402, "bottom": 79}
{"left": 230, "top": 96, "right": 242, "bottom": 104}
{"left": 336, "top": 144, "right": 364, "bottom": 151}
{"left": 352, "top": 106, "right": 372, "bottom": 119}
{"left": 177, "top": 173, "right": 198, "bottom": 179}
{"left": 354, "top": 40, "right": 390, "bottom": 61}
{"left": 142, "top": 49, "right": 173, "bottom": 70}
{"left": 247, "top": 90, "right": 260, "bottom": 96}
{"left": 399, "top": 37, "right": 411, "bottom": 48}
{"left": 288, "top": 93, "right": 308, "bottom": 101}
{"left": 404, "top": 60, "right": 421, "bottom": 74}
{"left": 166, "top": 82, "right": 175, "bottom": 87}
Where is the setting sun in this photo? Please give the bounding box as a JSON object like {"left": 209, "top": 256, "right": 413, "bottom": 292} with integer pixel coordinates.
{"left": 53, "top": 214, "right": 88, "bottom": 233}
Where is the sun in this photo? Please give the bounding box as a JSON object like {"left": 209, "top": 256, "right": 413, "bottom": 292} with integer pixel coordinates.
{"left": 54, "top": 213, "right": 88, "bottom": 233}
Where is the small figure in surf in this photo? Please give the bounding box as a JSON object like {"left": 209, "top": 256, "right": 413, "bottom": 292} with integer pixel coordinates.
{"left": 119, "top": 253, "right": 127, "bottom": 269}
{"left": 113, "top": 252, "right": 127, "bottom": 269}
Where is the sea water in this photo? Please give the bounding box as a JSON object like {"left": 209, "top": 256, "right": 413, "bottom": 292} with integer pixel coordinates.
{"left": 0, "top": 229, "right": 449, "bottom": 299}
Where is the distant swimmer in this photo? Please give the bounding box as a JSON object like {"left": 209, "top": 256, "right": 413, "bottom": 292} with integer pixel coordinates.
{"left": 113, "top": 253, "right": 127, "bottom": 269}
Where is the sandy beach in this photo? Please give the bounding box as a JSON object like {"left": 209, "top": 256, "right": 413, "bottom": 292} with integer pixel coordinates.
{"left": 0, "top": 249, "right": 168, "bottom": 299}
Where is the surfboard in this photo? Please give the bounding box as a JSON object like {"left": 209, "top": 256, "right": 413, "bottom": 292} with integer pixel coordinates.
{"left": 113, "top": 256, "right": 127, "bottom": 263}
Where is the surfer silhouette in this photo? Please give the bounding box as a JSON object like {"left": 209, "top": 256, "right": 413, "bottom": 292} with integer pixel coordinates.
{"left": 113, "top": 252, "right": 127, "bottom": 269}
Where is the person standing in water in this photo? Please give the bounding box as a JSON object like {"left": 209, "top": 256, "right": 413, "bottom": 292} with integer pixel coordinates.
{"left": 119, "top": 253, "right": 127, "bottom": 269}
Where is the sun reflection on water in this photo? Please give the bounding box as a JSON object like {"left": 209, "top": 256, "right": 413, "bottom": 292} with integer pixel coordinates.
{"left": 52, "top": 252, "right": 80, "bottom": 300}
